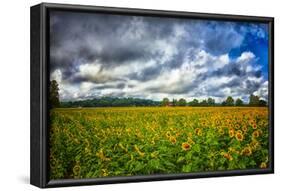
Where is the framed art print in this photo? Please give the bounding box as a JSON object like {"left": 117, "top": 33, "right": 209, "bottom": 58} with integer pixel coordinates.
{"left": 30, "top": 3, "right": 274, "bottom": 188}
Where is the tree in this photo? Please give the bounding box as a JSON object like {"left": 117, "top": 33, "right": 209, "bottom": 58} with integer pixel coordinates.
{"left": 207, "top": 97, "right": 215, "bottom": 106}
{"left": 259, "top": 99, "right": 267, "bottom": 107}
{"left": 225, "top": 96, "right": 234, "bottom": 106}
{"left": 162, "top": 97, "right": 170, "bottom": 106}
{"left": 172, "top": 99, "right": 178, "bottom": 106}
{"left": 249, "top": 94, "right": 260, "bottom": 106}
{"left": 189, "top": 99, "right": 199, "bottom": 106}
{"left": 200, "top": 99, "right": 208, "bottom": 106}
{"left": 178, "top": 98, "right": 187, "bottom": 106}
{"left": 221, "top": 101, "right": 226, "bottom": 106}
{"left": 50, "top": 80, "right": 60, "bottom": 108}
{"left": 235, "top": 98, "right": 243, "bottom": 106}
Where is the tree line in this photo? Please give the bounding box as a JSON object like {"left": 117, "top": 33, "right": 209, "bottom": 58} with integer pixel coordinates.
{"left": 160, "top": 94, "right": 267, "bottom": 107}
{"left": 60, "top": 97, "right": 161, "bottom": 108}
{"left": 49, "top": 80, "right": 267, "bottom": 108}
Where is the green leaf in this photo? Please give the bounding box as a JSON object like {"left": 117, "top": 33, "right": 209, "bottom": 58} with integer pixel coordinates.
{"left": 182, "top": 165, "right": 192, "bottom": 173}
{"left": 185, "top": 152, "right": 193, "bottom": 160}
{"left": 177, "top": 156, "right": 185, "bottom": 163}
{"left": 132, "top": 161, "right": 144, "bottom": 172}
{"left": 193, "top": 144, "right": 201, "bottom": 152}
{"left": 148, "top": 159, "right": 161, "bottom": 169}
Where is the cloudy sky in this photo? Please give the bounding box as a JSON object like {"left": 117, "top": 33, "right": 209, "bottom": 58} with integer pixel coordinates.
{"left": 50, "top": 10, "right": 269, "bottom": 102}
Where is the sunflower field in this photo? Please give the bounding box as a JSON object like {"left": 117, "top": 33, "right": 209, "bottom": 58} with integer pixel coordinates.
{"left": 49, "top": 107, "right": 269, "bottom": 179}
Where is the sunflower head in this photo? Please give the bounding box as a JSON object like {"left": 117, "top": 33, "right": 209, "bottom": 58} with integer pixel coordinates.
{"left": 235, "top": 132, "right": 244, "bottom": 141}
{"left": 229, "top": 129, "right": 235, "bottom": 138}
{"left": 242, "top": 126, "right": 248, "bottom": 132}
{"left": 250, "top": 140, "right": 260, "bottom": 150}
{"left": 252, "top": 130, "right": 260, "bottom": 138}
{"left": 181, "top": 142, "right": 191, "bottom": 151}
{"left": 166, "top": 131, "right": 171, "bottom": 138}
{"left": 170, "top": 136, "right": 177, "bottom": 144}
{"left": 218, "top": 128, "right": 224, "bottom": 135}
{"left": 260, "top": 162, "right": 267, "bottom": 168}
{"left": 241, "top": 147, "right": 252, "bottom": 156}
{"left": 237, "top": 130, "right": 243, "bottom": 134}
{"left": 73, "top": 164, "right": 81, "bottom": 175}
{"left": 223, "top": 153, "right": 233, "bottom": 161}
{"left": 101, "top": 169, "right": 108, "bottom": 177}
{"left": 195, "top": 128, "right": 202, "bottom": 136}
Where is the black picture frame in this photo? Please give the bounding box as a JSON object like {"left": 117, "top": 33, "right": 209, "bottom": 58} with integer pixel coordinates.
{"left": 30, "top": 2, "right": 274, "bottom": 188}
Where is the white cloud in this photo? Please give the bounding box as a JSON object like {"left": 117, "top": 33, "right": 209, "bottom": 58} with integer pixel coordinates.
{"left": 254, "top": 81, "right": 268, "bottom": 100}
{"left": 237, "top": 51, "right": 255, "bottom": 63}
{"left": 50, "top": 69, "right": 62, "bottom": 84}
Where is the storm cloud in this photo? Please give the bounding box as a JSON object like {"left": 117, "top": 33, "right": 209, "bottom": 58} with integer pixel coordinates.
{"left": 50, "top": 10, "right": 269, "bottom": 102}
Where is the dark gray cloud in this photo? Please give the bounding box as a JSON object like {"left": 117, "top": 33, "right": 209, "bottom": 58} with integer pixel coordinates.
{"left": 49, "top": 10, "right": 269, "bottom": 102}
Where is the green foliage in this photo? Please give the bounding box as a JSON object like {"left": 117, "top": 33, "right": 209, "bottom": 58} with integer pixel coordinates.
{"left": 162, "top": 98, "right": 170, "bottom": 106}
{"left": 61, "top": 97, "right": 161, "bottom": 107}
{"left": 178, "top": 98, "right": 187, "bottom": 106}
{"left": 249, "top": 94, "right": 267, "bottom": 107}
{"left": 249, "top": 94, "right": 260, "bottom": 106}
{"left": 225, "top": 96, "right": 234, "bottom": 106}
{"left": 200, "top": 100, "right": 208, "bottom": 106}
{"left": 188, "top": 99, "right": 199, "bottom": 106}
{"left": 50, "top": 80, "right": 60, "bottom": 108}
{"left": 59, "top": 94, "right": 268, "bottom": 108}
{"left": 207, "top": 98, "right": 215, "bottom": 106}
{"left": 235, "top": 98, "right": 244, "bottom": 106}
{"left": 259, "top": 99, "right": 267, "bottom": 106}
{"left": 172, "top": 99, "right": 178, "bottom": 106}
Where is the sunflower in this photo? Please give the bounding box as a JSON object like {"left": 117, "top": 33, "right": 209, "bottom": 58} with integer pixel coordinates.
{"left": 252, "top": 130, "right": 260, "bottom": 138}
{"left": 134, "top": 145, "right": 145, "bottom": 157}
{"left": 241, "top": 147, "right": 252, "bottom": 156}
{"left": 252, "top": 123, "right": 257, "bottom": 129}
{"left": 260, "top": 162, "right": 267, "bottom": 168}
{"left": 195, "top": 128, "right": 202, "bottom": 136}
{"left": 96, "top": 149, "right": 111, "bottom": 161}
{"left": 170, "top": 136, "right": 177, "bottom": 144}
{"left": 181, "top": 142, "right": 191, "bottom": 151}
{"left": 228, "top": 147, "right": 239, "bottom": 154}
{"left": 237, "top": 130, "right": 243, "bottom": 134}
{"left": 229, "top": 129, "right": 235, "bottom": 138}
{"left": 166, "top": 131, "right": 171, "bottom": 138}
{"left": 242, "top": 125, "right": 248, "bottom": 132}
{"left": 235, "top": 131, "right": 244, "bottom": 141}
{"left": 250, "top": 140, "right": 260, "bottom": 150}
{"left": 73, "top": 164, "right": 81, "bottom": 175}
{"left": 218, "top": 128, "right": 224, "bottom": 135}
{"left": 223, "top": 153, "right": 233, "bottom": 161}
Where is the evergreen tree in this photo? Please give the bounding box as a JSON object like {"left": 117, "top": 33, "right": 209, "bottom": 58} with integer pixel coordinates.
{"left": 50, "top": 80, "right": 60, "bottom": 108}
